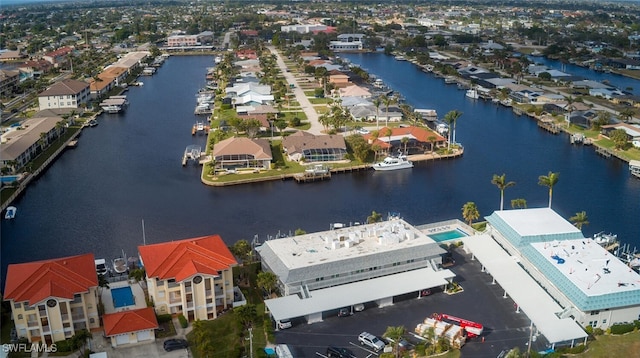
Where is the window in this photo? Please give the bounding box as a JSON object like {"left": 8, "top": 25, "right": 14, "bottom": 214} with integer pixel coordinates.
{"left": 14, "top": 302, "right": 22, "bottom": 309}
{"left": 89, "top": 318, "right": 95, "bottom": 324}
{"left": 17, "top": 314, "right": 23, "bottom": 320}
{"left": 591, "top": 311, "right": 600, "bottom": 315}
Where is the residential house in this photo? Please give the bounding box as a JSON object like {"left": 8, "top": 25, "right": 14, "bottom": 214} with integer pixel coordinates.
{"left": 328, "top": 70, "right": 350, "bottom": 88}
{"left": 89, "top": 66, "right": 129, "bottom": 99}
{"left": 212, "top": 137, "right": 273, "bottom": 170}
{"left": 102, "top": 308, "right": 158, "bottom": 348}
{"left": 111, "top": 51, "right": 150, "bottom": 72}
{"left": 281, "top": 24, "right": 327, "bottom": 33}
{"left": 338, "top": 84, "right": 371, "bottom": 99}
{"left": 18, "top": 59, "right": 54, "bottom": 79}
{"left": 0, "top": 50, "right": 25, "bottom": 62}
{"left": 600, "top": 123, "right": 640, "bottom": 142}
{"left": 3, "top": 254, "right": 100, "bottom": 344}
{"left": 225, "top": 82, "right": 274, "bottom": 106}
{"left": 589, "top": 87, "right": 625, "bottom": 100}
{"left": 38, "top": 79, "right": 90, "bottom": 111}
{"left": 364, "top": 126, "right": 446, "bottom": 154}
{"left": 167, "top": 35, "right": 199, "bottom": 47}
{"left": 567, "top": 109, "right": 599, "bottom": 128}
{"left": 329, "top": 34, "right": 364, "bottom": 52}
{"left": 282, "top": 131, "right": 347, "bottom": 162}
{"left": 42, "top": 47, "right": 73, "bottom": 68}
{"left": 139, "top": 235, "right": 238, "bottom": 322}
{"left": 1, "top": 116, "right": 66, "bottom": 172}
{"left": 0, "top": 69, "right": 20, "bottom": 96}
{"left": 235, "top": 49, "right": 258, "bottom": 60}
{"left": 236, "top": 104, "right": 279, "bottom": 129}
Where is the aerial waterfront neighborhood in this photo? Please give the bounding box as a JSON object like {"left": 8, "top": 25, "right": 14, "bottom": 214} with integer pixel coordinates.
{"left": 2, "top": 0, "right": 640, "bottom": 357}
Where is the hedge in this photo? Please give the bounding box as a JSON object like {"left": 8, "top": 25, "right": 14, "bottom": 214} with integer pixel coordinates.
{"left": 157, "top": 314, "right": 173, "bottom": 323}
{"left": 178, "top": 314, "right": 188, "bottom": 328}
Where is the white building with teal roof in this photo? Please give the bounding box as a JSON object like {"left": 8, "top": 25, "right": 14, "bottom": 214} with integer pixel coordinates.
{"left": 483, "top": 208, "right": 640, "bottom": 331}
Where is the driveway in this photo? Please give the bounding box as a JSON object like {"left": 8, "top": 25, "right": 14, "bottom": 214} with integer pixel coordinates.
{"left": 85, "top": 332, "right": 191, "bottom": 358}
{"left": 275, "top": 248, "right": 550, "bottom": 357}
{"left": 267, "top": 46, "right": 323, "bottom": 135}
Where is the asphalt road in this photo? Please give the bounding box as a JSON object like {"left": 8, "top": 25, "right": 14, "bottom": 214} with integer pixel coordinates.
{"left": 275, "top": 248, "right": 550, "bottom": 358}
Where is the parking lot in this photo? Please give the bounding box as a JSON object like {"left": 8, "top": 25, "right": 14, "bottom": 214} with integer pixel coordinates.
{"left": 275, "top": 248, "right": 551, "bottom": 357}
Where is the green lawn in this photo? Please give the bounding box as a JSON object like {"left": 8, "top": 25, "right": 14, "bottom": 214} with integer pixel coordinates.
{"left": 580, "top": 331, "right": 640, "bottom": 357}
{"left": 308, "top": 98, "right": 330, "bottom": 105}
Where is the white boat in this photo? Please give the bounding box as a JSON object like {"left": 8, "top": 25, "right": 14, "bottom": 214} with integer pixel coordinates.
{"left": 593, "top": 232, "right": 617, "bottom": 246}
{"left": 214, "top": 56, "right": 222, "bottom": 64}
{"left": 436, "top": 123, "right": 449, "bottom": 135}
{"left": 87, "top": 119, "right": 98, "bottom": 127}
{"left": 373, "top": 154, "right": 414, "bottom": 171}
{"left": 305, "top": 164, "right": 330, "bottom": 175}
{"left": 95, "top": 258, "right": 109, "bottom": 276}
{"left": 4, "top": 206, "right": 17, "bottom": 220}
{"left": 465, "top": 88, "right": 479, "bottom": 99}
{"left": 394, "top": 55, "right": 406, "bottom": 61}
{"left": 112, "top": 251, "right": 128, "bottom": 274}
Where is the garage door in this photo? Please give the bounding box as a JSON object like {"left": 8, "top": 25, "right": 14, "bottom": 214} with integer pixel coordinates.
{"left": 116, "top": 334, "right": 129, "bottom": 346}
{"left": 137, "top": 331, "right": 151, "bottom": 341}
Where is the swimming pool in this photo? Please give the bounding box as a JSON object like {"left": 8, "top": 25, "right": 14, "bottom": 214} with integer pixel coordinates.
{"left": 111, "top": 286, "right": 135, "bottom": 308}
{"left": 0, "top": 175, "right": 19, "bottom": 183}
{"left": 429, "top": 229, "right": 468, "bottom": 243}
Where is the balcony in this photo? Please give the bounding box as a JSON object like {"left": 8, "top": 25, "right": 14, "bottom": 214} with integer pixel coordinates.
{"left": 72, "top": 314, "right": 84, "bottom": 322}
{"left": 167, "top": 281, "right": 180, "bottom": 289}
{"left": 27, "top": 320, "right": 39, "bottom": 328}
{"left": 168, "top": 296, "right": 182, "bottom": 304}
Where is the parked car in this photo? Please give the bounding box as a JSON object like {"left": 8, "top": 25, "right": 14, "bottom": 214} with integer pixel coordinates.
{"left": 163, "top": 338, "right": 188, "bottom": 352}
{"left": 337, "top": 307, "right": 352, "bottom": 317}
{"left": 278, "top": 319, "right": 292, "bottom": 329}
{"left": 326, "top": 346, "right": 356, "bottom": 358}
{"left": 356, "top": 128, "right": 370, "bottom": 135}
{"left": 354, "top": 303, "right": 365, "bottom": 312}
{"left": 358, "top": 332, "right": 386, "bottom": 351}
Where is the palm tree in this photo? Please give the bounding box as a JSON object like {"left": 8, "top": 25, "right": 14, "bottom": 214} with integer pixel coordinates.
{"left": 382, "top": 95, "right": 396, "bottom": 127}
{"left": 618, "top": 107, "right": 636, "bottom": 123}
{"left": 510, "top": 198, "right": 527, "bottom": 209}
{"left": 538, "top": 171, "right": 559, "bottom": 208}
{"left": 401, "top": 137, "right": 409, "bottom": 154}
{"left": 462, "top": 202, "right": 480, "bottom": 226}
{"left": 564, "top": 95, "right": 576, "bottom": 125}
{"left": 234, "top": 304, "right": 257, "bottom": 328}
{"left": 383, "top": 325, "right": 406, "bottom": 358}
{"left": 257, "top": 271, "right": 278, "bottom": 297}
{"left": 443, "top": 110, "right": 463, "bottom": 149}
{"left": 367, "top": 211, "right": 383, "bottom": 223}
{"left": 428, "top": 135, "right": 437, "bottom": 152}
{"left": 383, "top": 127, "right": 393, "bottom": 152}
{"left": 373, "top": 98, "right": 381, "bottom": 130}
{"left": 491, "top": 174, "right": 516, "bottom": 211}
{"left": 570, "top": 211, "right": 589, "bottom": 230}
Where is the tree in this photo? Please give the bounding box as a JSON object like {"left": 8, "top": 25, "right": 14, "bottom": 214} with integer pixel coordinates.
{"left": 382, "top": 127, "right": 393, "bottom": 150}
{"left": 401, "top": 137, "right": 409, "bottom": 154}
{"left": 610, "top": 129, "right": 629, "bottom": 150}
{"left": 428, "top": 135, "right": 437, "bottom": 152}
{"left": 538, "top": 171, "right": 559, "bottom": 208}
{"left": 257, "top": 271, "right": 278, "bottom": 297}
{"left": 564, "top": 95, "right": 576, "bottom": 125}
{"left": 373, "top": 97, "right": 381, "bottom": 130}
{"left": 443, "top": 110, "right": 463, "bottom": 149}
{"left": 72, "top": 329, "right": 92, "bottom": 356}
{"left": 367, "top": 211, "right": 383, "bottom": 224}
{"left": 462, "top": 202, "right": 480, "bottom": 226}
{"left": 383, "top": 326, "right": 406, "bottom": 358}
{"left": 569, "top": 211, "right": 589, "bottom": 230}
{"left": 294, "top": 228, "right": 306, "bottom": 235}
{"left": 618, "top": 107, "right": 636, "bottom": 123}
{"left": 511, "top": 198, "right": 527, "bottom": 209}
{"left": 491, "top": 174, "right": 516, "bottom": 211}
{"left": 345, "top": 134, "right": 370, "bottom": 162}
{"left": 245, "top": 119, "right": 261, "bottom": 138}
{"left": 128, "top": 268, "right": 146, "bottom": 289}
{"left": 231, "top": 240, "right": 252, "bottom": 263}
{"left": 382, "top": 95, "right": 396, "bottom": 127}
{"left": 234, "top": 304, "right": 257, "bottom": 328}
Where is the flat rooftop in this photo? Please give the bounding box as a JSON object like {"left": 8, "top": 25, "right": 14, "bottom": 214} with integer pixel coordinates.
{"left": 492, "top": 208, "right": 581, "bottom": 237}
{"left": 260, "top": 219, "right": 438, "bottom": 270}
{"left": 530, "top": 239, "right": 640, "bottom": 296}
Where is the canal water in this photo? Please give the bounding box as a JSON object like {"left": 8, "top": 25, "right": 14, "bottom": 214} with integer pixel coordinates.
{"left": 1, "top": 54, "right": 639, "bottom": 283}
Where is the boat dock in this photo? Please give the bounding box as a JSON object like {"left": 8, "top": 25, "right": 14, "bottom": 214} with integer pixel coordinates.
{"left": 294, "top": 171, "right": 331, "bottom": 183}
{"left": 595, "top": 146, "right": 612, "bottom": 158}
{"left": 182, "top": 145, "right": 202, "bottom": 166}
{"left": 630, "top": 160, "right": 640, "bottom": 179}
{"left": 570, "top": 132, "right": 585, "bottom": 144}
{"left": 537, "top": 120, "right": 560, "bottom": 134}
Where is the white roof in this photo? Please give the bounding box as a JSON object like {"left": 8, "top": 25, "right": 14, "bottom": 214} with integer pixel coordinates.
{"left": 462, "top": 235, "right": 588, "bottom": 344}
{"left": 265, "top": 267, "right": 454, "bottom": 321}
{"left": 260, "top": 219, "right": 437, "bottom": 271}
{"left": 530, "top": 239, "right": 640, "bottom": 297}
{"left": 492, "top": 208, "right": 581, "bottom": 237}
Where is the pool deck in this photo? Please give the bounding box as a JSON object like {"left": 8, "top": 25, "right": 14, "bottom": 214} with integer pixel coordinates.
{"left": 101, "top": 280, "right": 147, "bottom": 314}
{"left": 415, "top": 219, "right": 475, "bottom": 241}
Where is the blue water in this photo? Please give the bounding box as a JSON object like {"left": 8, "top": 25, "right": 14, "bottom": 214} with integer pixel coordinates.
{"left": 527, "top": 56, "right": 639, "bottom": 95}
{"left": 111, "top": 286, "right": 134, "bottom": 308}
{"left": 429, "top": 230, "right": 467, "bottom": 243}
{"left": 1, "top": 54, "right": 639, "bottom": 285}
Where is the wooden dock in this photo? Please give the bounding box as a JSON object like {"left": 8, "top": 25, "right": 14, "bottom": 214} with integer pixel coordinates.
{"left": 537, "top": 121, "right": 560, "bottom": 134}
{"left": 595, "top": 146, "right": 612, "bottom": 158}
{"left": 630, "top": 160, "right": 640, "bottom": 179}
{"left": 293, "top": 171, "right": 331, "bottom": 183}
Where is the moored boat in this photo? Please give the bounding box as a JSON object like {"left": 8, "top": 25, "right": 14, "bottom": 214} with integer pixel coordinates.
{"left": 372, "top": 154, "right": 414, "bottom": 171}
{"left": 4, "top": 206, "right": 17, "bottom": 220}
{"left": 95, "top": 258, "right": 109, "bottom": 276}
{"left": 112, "top": 250, "right": 128, "bottom": 274}
{"left": 465, "top": 88, "right": 479, "bottom": 99}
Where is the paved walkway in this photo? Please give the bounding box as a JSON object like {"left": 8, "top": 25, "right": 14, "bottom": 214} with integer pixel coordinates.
{"left": 267, "top": 46, "right": 323, "bottom": 135}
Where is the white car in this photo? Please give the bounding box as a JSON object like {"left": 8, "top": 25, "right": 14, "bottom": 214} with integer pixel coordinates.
{"left": 358, "top": 332, "right": 385, "bottom": 351}
{"left": 278, "top": 319, "right": 292, "bottom": 329}
{"left": 356, "top": 128, "right": 370, "bottom": 135}
{"left": 354, "top": 303, "right": 365, "bottom": 312}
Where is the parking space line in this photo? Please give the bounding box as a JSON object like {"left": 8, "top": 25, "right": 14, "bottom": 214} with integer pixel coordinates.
{"left": 349, "top": 341, "right": 379, "bottom": 356}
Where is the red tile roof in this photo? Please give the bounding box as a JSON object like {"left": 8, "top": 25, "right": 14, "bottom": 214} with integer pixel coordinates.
{"left": 364, "top": 126, "right": 446, "bottom": 149}
{"left": 4, "top": 254, "right": 98, "bottom": 305}
{"left": 139, "top": 235, "right": 237, "bottom": 281}
{"left": 103, "top": 307, "right": 158, "bottom": 336}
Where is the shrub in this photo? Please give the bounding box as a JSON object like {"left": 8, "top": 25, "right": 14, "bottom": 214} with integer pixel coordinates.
{"left": 157, "top": 314, "right": 173, "bottom": 323}
{"left": 54, "top": 339, "right": 73, "bottom": 352}
{"left": 178, "top": 314, "right": 188, "bottom": 328}
{"left": 593, "top": 328, "right": 604, "bottom": 336}
{"left": 610, "top": 323, "right": 635, "bottom": 335}
{"left": 220, "top": 104, "right": 232, "bottom": 110}
{"left": 584, "top": 325, "right": 593, "bottom": 335}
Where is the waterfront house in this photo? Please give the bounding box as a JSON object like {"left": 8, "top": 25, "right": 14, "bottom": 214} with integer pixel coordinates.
{"left": 328, "top": 70, "right": 350, "bottom": 87}
{"left": 282, "top": 131, "right": 347, "bottom": 162}
{"left": 0, "top": 116, "right": 66, "bottom": 172}
{"left": 338, "top": 84, "right": 371, "bottom": 99}
{"left": 225, "top": 82, "right": 274, "bottom": 106}
{"left": 38, "top": 79, "right": 90, "bottom": 111}
{"left": 0, "top": 50, "right": 25, "bottom": 62}
{"left": 329, "top": 33, "right": 364, "bottom": 52}
{"left": 364, "top": 126, "right": 446, "bottom": 154}
{"left": 3, "top": 254, "right": 100, "bottom": 344}
{"left": 600, "top": 123, "right": 640, "bottom": 142}
{"left": 89, "top": 66, "right": 129, "bottom": 99}
{"left": 138, "top": 235, "right": 238, "bottom": 321}
{"left": 102, "top": 307, "right": 158, "bottom": 348}
{"left": 211, "top": 137, "right": 273, "bottom": 170}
